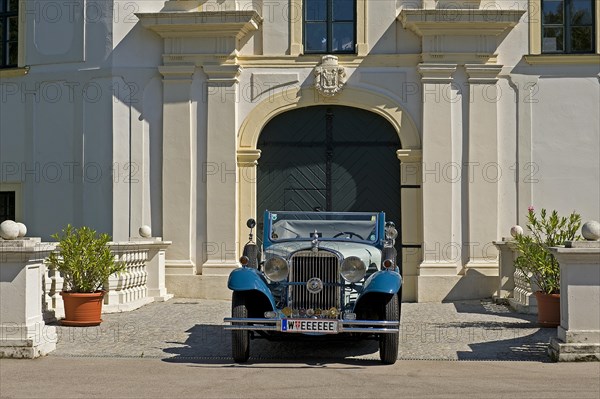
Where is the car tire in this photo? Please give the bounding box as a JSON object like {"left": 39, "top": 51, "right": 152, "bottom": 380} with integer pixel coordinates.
{"left": 232, "top": 293, "right": 250, "bottom": 363}
{"left": 379, "top": 293, "right": 400, "bottom": 365}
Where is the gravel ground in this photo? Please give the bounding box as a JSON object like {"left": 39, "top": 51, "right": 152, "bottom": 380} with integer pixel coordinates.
{"left": 49, "top": 299, "right": 555, "bottom": 362}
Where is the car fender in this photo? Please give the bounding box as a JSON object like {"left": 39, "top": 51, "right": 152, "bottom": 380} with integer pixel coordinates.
{"left": 227, "top": 267, "right": 277, "bottom": 310}
{"left": 359, "top": 268, "right": 402, "bottom": 297}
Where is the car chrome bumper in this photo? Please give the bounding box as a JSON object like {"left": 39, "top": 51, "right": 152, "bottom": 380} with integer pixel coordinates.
{"left": 223, "top": 318, "right": 399, "bottom": 333}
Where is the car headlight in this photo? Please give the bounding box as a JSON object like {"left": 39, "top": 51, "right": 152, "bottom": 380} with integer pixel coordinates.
{"left": 264, "top": 256, "right": 289, "bottom": 282}
{"left": 340, "top": 256, "right": 366, "bottom": 283}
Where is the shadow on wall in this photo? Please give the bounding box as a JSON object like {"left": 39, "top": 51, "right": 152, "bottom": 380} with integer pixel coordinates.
{"left": 441, "top": 270, "right": 499, "bottom": 302}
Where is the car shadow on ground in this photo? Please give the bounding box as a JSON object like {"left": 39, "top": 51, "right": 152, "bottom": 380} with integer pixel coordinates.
{"left": 161, "top": 324, "right": 383, "bottom": 366}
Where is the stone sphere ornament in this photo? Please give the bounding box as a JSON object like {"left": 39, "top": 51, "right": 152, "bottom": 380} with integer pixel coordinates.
{"left": 16, "top": 222, "right": 27, "bottom": 237}
{"left": 581, "top": 221, "right": 600, "bottom": 241}
{"left": 0, "top": 220, "right": 20, "bottom": 240}
{"left": 510, "top": 225, "right": 524, "bottom": 238}
{"left": 139, "top": 225, "right": 152, "bottom": 238}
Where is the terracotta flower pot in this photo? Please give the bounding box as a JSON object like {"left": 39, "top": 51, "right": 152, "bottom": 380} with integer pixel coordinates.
{"left": 535, "top": 291, "right": 560, "bottom": 328}
{"left": 60, "top": 291, "right": 105, "bottom": 326}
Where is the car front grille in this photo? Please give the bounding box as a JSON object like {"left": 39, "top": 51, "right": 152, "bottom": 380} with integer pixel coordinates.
{"left": 288, "top": 250, "right": 341, "bottom": 312}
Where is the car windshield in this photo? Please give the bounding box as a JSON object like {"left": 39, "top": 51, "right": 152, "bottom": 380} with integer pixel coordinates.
{"left": 268, "top": 211, "right": 379, "bottom": 243}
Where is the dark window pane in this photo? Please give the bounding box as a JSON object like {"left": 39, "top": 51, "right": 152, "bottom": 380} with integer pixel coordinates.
{"left": 570, "top": 0, "right": 593, "bottom": 25}
{"left": 333, "top": 0, "right": 354, "bottom": 21}
{"left": 8, "top": 16, "right": 17, "bottom": 41}
{"left": 8, "top": 0, "right": 18, "bottom": 12}
{"left": 571, "top": 26, "right": 593, "bottom": 51}
{"left": 543, "top": 0, "right": 564, "bottom": 24}
{"left": 0, "top": 20, "right": 4, "bottom": 44}
{"left": 332, "top": 22, "right": 354, "bottom": 52}
{"left": 8, "top": 41, "right": 17, "bottom": 65}
{"left": 543, "top": 27, "right": 564, "bottom": 52}
{"left": 305, "top": 22, "right": 327, "bottom": 52}
{"left": 0, "top": 192, "right": 16, "bottom": 223}
{"left": 306, "top": 0, "right": 326, "bottom": 21}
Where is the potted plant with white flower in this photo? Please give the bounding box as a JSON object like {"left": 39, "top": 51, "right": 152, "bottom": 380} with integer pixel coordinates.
{"left": 513, "top": 207, "right": 581, "bottom": 327}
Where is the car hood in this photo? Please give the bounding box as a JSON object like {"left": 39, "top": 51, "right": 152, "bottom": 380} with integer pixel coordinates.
{"left": 265, "top": 241, "right": 382, "bottom": 266}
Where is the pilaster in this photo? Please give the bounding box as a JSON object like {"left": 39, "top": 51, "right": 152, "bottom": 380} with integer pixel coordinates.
{"left": 159, "top": 65, "right": 197, "bottom": 275}
{"left": 202, "top": 64, "right": 242, "bottom": 276}
{"left": 397, "top": 149, "right": 423, "bottom": 302}
{"left": 237, "top": 149, "right": 261, "bottom": 255}
{"left": 464, "top": 64, "right": 503, "bottom": 276}
{"left": 417, "top": 64, "right": 461, "bottom": 300}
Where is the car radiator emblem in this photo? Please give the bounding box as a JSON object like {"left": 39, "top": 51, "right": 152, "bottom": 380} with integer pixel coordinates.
{"left": 306, "top": 277, "right": 324, "bottom": 294}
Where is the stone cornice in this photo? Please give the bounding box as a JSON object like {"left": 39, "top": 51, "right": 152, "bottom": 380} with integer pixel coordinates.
{"left": 524, "top": 54, "right": 600, "bottom": 65}
{"left": 398, "top": 9, "right": 525, "bottom": 36}
{"left": 397, "top": 149, "right": 423, "bottom": 163}
{"left": 465, "top": 64, "right": 504, "bottom": 84}
{"left": 158, "top": 65, "right": 196, "bottom": 81}
{"left": 136, "top": 10, "right": 262, "bottom": 39}
{"left": 418, "top": 63, "right": 457, "bottom": 84}
{"left": 0, "top": 67, "right": 29, "bottom": 78}
{"left": 203, "top": 64, "right": 242, "bottom": 84}
{"left": 237, "top": 149, "right": 262, "bottom": 167}
{"left": 162, "top": 54, "right": 421, "bottom": 68}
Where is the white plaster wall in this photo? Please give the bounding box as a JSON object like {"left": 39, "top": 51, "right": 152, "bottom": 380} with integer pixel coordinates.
{"left": 531, "top": 77, "right": 600, "bottom": 222}
{"left": 495, "top": 0, "right": 529, "bottom": 67}
{"left": 496, "top": 75, "right": 519, "bottom": 235}
{"left": 259, "top": 0, "right": 288, "bottom": 54}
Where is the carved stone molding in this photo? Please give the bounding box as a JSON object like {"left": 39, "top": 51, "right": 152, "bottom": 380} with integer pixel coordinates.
{"left": 418, "top": 63, "right": 457, "bottom": 84}
{"left": 397, "top": 149, "right": 423, "bottom": 163}
{"left": 398, "top": 9, "right": 525, "bottom": 37}
{"left": 314, "top": 55, "right": 346, "bottom": 97}
{"left": 237, "top": 149, "right": 262, "bottom": 167}
{"left": 465, "top": 64, "right": 504, "bottom": 84}
{"left": 158, "top": 65, "right": 196, "bottom": 81}
{"left": 203, "top": 64, "right": 242, "bottom": 84}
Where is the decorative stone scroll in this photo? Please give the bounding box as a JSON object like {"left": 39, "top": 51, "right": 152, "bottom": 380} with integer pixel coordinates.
{"left": 314, "top": 55, "right": 346, "bottom": 97}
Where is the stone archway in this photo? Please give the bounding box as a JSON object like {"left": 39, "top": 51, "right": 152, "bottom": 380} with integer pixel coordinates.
{"left": 237, "top": 86, "right": 423, "bottom": 300}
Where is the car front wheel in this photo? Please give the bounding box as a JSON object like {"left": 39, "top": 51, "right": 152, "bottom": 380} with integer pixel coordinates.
{"left": 379, "top": 293, "right": 400, "bottom": 364}
{"left": 232, "top": 292, "right": 250, "bottom": 362}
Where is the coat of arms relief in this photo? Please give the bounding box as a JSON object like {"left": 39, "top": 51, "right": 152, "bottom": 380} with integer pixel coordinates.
{"left": 314, "top": 55, "right": 346, "bottom": 97}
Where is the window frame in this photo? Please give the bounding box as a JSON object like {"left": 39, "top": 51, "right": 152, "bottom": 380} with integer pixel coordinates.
{"left": 541, "top": 0, "right": 596, "bottom": 54}
{"left": 0, "top": 0, "right": 19, "bottom": 68}
{"left": 530, "top": 0, "right": 600, "bottom": 55}
{"left": 291, "top": 0, "right": 367, "bottom": 56}
{"left": 303, "top": 0, "right": 357, "bottom": 55}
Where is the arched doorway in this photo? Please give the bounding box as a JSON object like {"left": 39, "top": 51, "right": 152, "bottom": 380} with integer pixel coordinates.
{"left": 256, "top": 105, "right": 401, "bottom": 243}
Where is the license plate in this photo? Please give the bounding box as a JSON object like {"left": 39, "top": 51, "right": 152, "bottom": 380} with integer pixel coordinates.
{"left": 281, "top": 319, "right": 339, "bottom": 334}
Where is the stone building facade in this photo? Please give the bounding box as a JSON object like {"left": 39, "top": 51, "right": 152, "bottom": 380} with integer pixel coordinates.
{"left": 1, "top": 0, "right": 599, "bottom": 301}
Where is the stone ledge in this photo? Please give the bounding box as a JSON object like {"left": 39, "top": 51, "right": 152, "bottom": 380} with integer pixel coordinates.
{"left": 549, "top": 338, "right": 600, "bottom": 362}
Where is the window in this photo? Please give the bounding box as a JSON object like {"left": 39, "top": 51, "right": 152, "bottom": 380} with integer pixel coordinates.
{"left": 0, "top": 0, "right": 18, "bottom": 67}
{"left": 304, "top": 0, "right": 356, "bottom": 54}
{"left": 542, "top": 0, "right": 595, "bottom": 53}
{"left": 0, "top": 191, "right": 16, "bottom": 223}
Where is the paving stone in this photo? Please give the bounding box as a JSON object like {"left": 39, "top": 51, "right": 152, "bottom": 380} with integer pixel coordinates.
{"left": 49, "top": 299, "right": 556, "bottom": 362}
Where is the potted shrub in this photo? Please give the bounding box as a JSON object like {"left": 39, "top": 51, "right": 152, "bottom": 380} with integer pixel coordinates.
{"left": 47, "top": 225, "right": 125, "bottom": 326}
{"left": 513, "top": 207, "right": 581, "bottom": 327}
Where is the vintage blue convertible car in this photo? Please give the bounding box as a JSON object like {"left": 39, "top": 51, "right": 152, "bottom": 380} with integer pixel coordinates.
{"left": 224, "top": 210, "right": 402, "bottom": 364}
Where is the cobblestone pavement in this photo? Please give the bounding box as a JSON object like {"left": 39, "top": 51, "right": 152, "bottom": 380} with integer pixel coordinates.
{"left": 49, "top": 299, "right": 555, "bottom": 362}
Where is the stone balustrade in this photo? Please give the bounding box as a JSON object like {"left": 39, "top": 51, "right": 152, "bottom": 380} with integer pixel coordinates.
{"left": 493, "top": 238, "right": 537, "bottom": 313}
{"left": 44, "top": 238, "right": 172, "bottom": 320}
{"left": 1, "top": 239, "right": 57, "bottom": 358}
{"left": 1, "top": 233, "right": 171, "bottom": 358}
